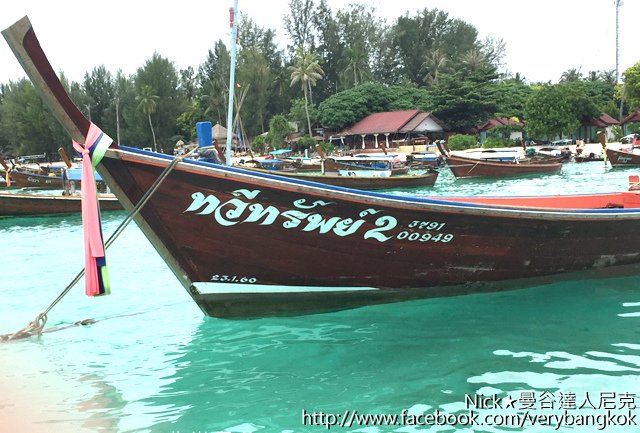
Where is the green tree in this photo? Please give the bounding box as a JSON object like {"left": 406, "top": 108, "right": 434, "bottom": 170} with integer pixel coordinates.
{"left": 429, "top": 66, "right": 499, "bottom": 132}
{"left": 237, "top": 48, "right": 272, "bottom": 135}
{"left": 201, "top": 79, "right": 226, "bottom": 125}
{"left": 0, "top": 84, "right": 8, "bottom": 152}
{"left": 107, "top": 71, "right": 138, "bottom": 146}
{"left": 623, "top": 62, "right": 640, "bottom": 111}
{"left": 0, "top": 78, "right": 67, "bottom": 156}
{"left": 267, "top": 114, "right": 293, "bottom": 148}
{"left": 448, "top": 134, "right": 477, "bottom": 150}
{"left": 197, "top": 40, "right": 232, "bottom": 128}
{"left": 334, "top": 3, "right": 381, "bottom": 89}
{"left": 310, "top": 0, "right": 342, "bottom": 99}
{"left": 493, "top": 79, "right": 533, "bottom": 120}
{"left": 178, "top": 66, "right": 197, "bottom": 102}
{"left": 460, "top": 49, "right": 486, "bottom": 71}
{"left": 136, "top": 84, "right": 159, "bottom": 151}
{"left": 83, "top": 66, "right": 115, "bottom": 130}
{"left": 288, "top": 97, "right": 318, "bottom": 131}
{"left": 136, "top": 53, "right": 184, "bottom": 152}
{"left": 284, "top": 0, "right": 316, "bottom": 55}
{"left": 422, "top": 48, "right": 448, "bottom": 85}
{"left": 388, "top": 8, "right": 478, "bottom": 85}
{"left": 289, "top": 49, "right": 324, "bottom": 136}
{"left": 176, "top": 101, "right": 201, "bottom": 142}
{"left": 559, "top": 68, "right": 583, "bottom": 83}
{"left": 317, "top": 82, "right": 431, "bottom": 129}
{"left": 317, "top": 82, "right": 391, "bottom": 129}
{"left": 237, "top": 13, "right": 286, "bottom": 132}
{"left": 524, "top": 83, "right": 599, "bottom": 139}
{"left": 341, "top": 45, "right": 372, "bottom": 88}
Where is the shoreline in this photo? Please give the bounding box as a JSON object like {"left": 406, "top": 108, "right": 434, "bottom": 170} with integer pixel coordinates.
{"left": 0, "top": 342, "right": 98, "bottom": 433}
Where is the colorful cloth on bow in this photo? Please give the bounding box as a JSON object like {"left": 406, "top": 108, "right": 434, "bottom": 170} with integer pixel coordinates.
{"left": 72, "top": 123, "right": 113, "bottom": 296}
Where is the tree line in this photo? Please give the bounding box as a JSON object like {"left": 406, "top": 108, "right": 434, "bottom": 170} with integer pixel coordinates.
{"left": 1, "top": 0, "right": 639, "bottom": 159}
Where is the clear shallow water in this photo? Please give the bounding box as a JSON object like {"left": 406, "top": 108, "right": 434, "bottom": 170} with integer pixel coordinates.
{"left": 1, "top": 162, "right": 640, "bottom": 433}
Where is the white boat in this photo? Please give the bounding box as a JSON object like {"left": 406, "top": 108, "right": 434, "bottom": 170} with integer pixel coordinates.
{"left": 455, "top": 148, "right": 521, "bottom": 162}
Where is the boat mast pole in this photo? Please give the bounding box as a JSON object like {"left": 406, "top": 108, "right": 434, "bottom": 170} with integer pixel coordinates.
{"left": 225, "top": 0, "right": 239, "bottom": 166}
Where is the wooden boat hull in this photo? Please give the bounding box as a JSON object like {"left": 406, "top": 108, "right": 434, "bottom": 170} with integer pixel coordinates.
{"left": 6, "top": 16, "right": 640, "bottom": 319}
{"left": 0, "top": 193, "right": 122, "bottom": 216}
{"left": 243, "top": 167, "right": 438, "bottom": 189}
{"left": 606, "top": 148, "right": 640, "bottom": 166}
{"left": 322, "top": 157, "right": 408, "bottom": 175}
{"left": 94, "top": 147, "right": 640, "bottom": 318}
{"left": 445, "top": 155, "right": 562, "bottom": 178}
{"left": 9, "top": 169, "right": 64, "bottom": 188}
{"left": 574, "top": 154, "right": 604, "bottom": 163}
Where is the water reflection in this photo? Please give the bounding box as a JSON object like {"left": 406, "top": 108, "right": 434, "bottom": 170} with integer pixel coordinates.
{"left": 131, "top": 276, "right": 640, "bottom": 432}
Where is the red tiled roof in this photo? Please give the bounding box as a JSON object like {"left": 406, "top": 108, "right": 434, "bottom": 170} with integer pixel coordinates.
{"left": 622, "top": 110, "right": 640, "bottom": 124}
{"left": 476, "top": 117, "right": 523, "bottom": 131}
{"left": 583, "top": 113, "right": 620, "bottom": 127}
{"left": 343, "top": 110, "right": 421, "bottom": 135}
{"left": 599, "top": 113, "right": 620, "bottom": 125}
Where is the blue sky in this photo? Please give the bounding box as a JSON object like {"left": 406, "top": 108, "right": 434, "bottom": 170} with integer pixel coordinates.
{"left": 1, "top": 0, "right": 637, "bottom": 84}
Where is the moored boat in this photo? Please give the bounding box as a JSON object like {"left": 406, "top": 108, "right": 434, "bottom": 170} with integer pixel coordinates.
{"left": 322, "top": 155, "right": 409, "bottom": 176}
{"left": 461, "top": 148, "right": 520, "bottom": 162}
{"left": 606, "top": 147, "right": 640, "bottom": 166}
{"left": 0, "top": 192, "right": 122, "bottom": 216}
{"left": 443, "top": 154, "right": 562, "bottom": 178}
{"left": 6, "top": 16, "right": 640, "bottom": 319}
{"left": 242, "top": 166, "right": 439, "bottom": 190}
{"left": 8, "top": 166, "right": 66, "bottom": 188}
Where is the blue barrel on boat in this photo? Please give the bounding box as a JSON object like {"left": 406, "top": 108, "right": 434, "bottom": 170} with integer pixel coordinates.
{"left": 196, "top": 121, "right": 212, "bottom": 148}
{"left": 196, "top": 121, "right": 219, "bottom": 163}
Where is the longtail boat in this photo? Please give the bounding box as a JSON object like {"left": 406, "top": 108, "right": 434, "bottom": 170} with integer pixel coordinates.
{"left": 7, "top": 166, "right": 65, "bottom": 188}
{"left": 606, "top": 147, "right": 640, "bottom": 166}
{"left": 5, "top": 16, "right": 640, "bottom": 318}
{"left": 443, "top": 154, "right": 563, "bottom": 179}
{"left": 0, "top": 192, "right": 122, "bottom": 216}
{"left": 322, "top": 156, "right": 409, "bottom": 175}
{"left": 242, "top": 166, "right": 439, "bottom": 190}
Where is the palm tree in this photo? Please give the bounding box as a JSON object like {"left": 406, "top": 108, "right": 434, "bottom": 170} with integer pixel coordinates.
{"left": 289, "top": 48, "right": 324, "bottom": 137}
{"left": 422, "top": 48, "right": 448, "bottom": 85}
{"left": 136, "top": 85, "right": 159, "bottom": 152}
{"left": 341, "top": 45, "right": 372, "bottom": 88}
{"left": 461, "top": 49, "right": 486, "bottom": 71}
{"left": 600, "top": 70, "right": 618, "bottom": 86}
{"left": 201, "top": 79, "right": 226, "bottom": 125}
{"left": 559, "top": 68, "right": 583, "bottom": 83}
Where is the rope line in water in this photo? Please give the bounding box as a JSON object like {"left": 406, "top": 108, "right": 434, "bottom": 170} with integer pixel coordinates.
{"left": 0, "top": 148, "right": 196, "bottom": 342}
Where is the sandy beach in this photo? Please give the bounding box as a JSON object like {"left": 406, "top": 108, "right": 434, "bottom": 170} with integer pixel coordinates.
{"left": 0, "top": 339, "right": 106, "bottom": 433}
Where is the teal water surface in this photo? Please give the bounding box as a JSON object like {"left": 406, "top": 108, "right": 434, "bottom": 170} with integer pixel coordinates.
{"left": 1, "top": 162, "right": 640, "bottom": 433}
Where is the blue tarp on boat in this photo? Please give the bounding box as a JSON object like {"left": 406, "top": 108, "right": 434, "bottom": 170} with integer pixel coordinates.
{"left": 65, "top": 168, "right": 104, "bottom": 182}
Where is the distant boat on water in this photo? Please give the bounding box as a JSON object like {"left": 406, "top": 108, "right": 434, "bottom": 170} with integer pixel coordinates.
{"left": 7, "top": 167, "right": 65, "bottom": 188}
{"left": 0, "top": 192, "right": 122, "bottom": 216}
{"left": 606, "top": 147, "right": 640, "bottom": 166}
{"left": 243, "top": 166, "right": 439, "bottom": 190}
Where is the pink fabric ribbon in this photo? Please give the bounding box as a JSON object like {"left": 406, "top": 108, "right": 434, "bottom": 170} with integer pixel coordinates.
{"left": 72, "top": 123, "right": 109, "bottom": 297}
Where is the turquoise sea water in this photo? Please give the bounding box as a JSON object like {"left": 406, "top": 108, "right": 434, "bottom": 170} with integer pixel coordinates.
{"left": 2, "top": 162, "right": 640, "bottom": 433}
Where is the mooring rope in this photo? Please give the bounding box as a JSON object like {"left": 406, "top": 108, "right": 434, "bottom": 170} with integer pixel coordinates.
{"left": 0, "top": 148, "right": 197, "bottom": 342}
